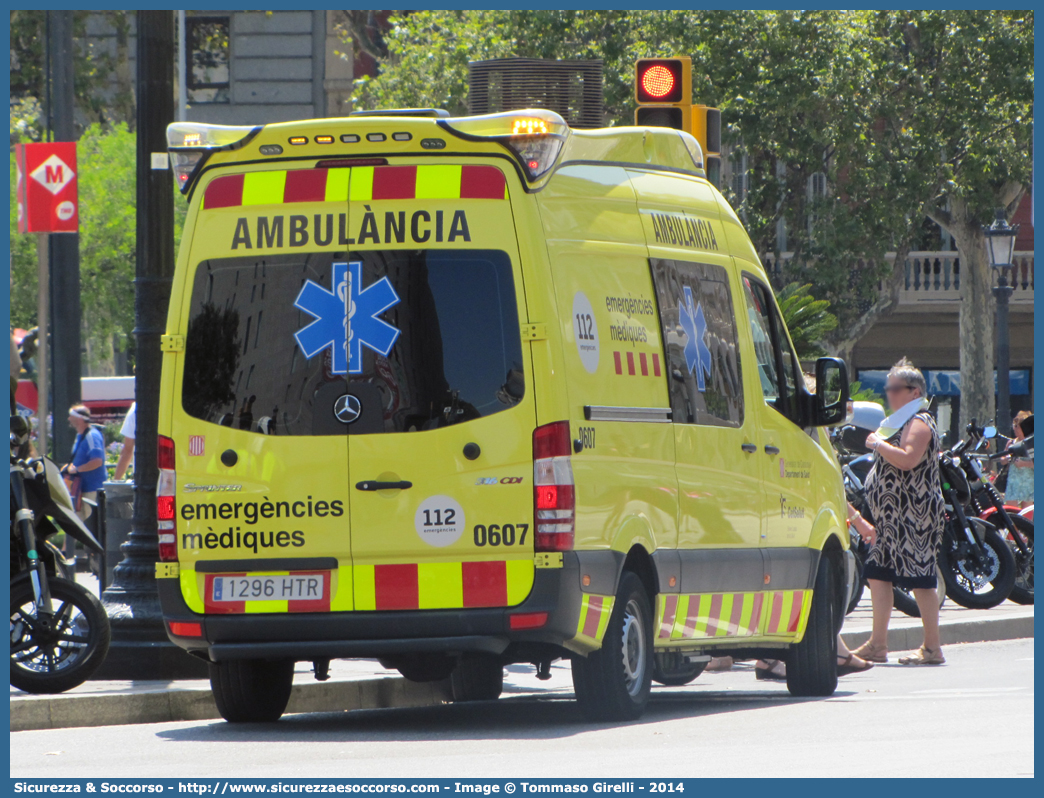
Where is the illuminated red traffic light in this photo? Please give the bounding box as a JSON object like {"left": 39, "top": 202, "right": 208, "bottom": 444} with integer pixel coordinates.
{"left": 641, "top": 65, "right": 675, "bottom": 99}
{"left": 634, "top": 58, "right": 686, "bottom": 104}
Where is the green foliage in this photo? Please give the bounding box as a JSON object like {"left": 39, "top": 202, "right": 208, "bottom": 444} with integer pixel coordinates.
{"left": 10, "top": 124, "right": 188, "bottom": 373}
{"left": 849, "top": 381, "right": 884, "bottom": 406}
{"left": 776, "top": 283, "right": 838, "bottom": 360}
{"left": 9, "top": 10, "right": 133, "bottom": 133}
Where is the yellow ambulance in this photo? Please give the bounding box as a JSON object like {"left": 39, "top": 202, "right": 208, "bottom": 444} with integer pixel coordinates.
{"left": 157, "top": 108, "right": 853, "bottom": 723}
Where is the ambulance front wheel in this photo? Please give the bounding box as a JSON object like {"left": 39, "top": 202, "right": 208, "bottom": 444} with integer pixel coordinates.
{"left": 785, "top": 554, "right": 839, "bottom": 698}
{"left": 571, "top": 571, "right": 653, "bottom": 722}
{"left": 209, "top": 658, "right": 295, "bottom": 722}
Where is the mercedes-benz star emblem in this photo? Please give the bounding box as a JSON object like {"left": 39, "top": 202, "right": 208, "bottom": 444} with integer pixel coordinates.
{"left": 334, "top": 394, "right": 362, "bottom": 424}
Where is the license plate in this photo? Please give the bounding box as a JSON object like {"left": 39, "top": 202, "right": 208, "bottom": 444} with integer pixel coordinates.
{"left": 211, "top": 574, "right": 326, "bottom": 602}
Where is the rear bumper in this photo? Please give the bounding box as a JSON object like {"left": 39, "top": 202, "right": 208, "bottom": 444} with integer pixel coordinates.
{"left": 158, "top": 551, "right": 620, "bottom": 663}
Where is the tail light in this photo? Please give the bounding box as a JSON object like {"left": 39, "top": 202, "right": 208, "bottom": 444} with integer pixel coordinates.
{"left": 157, "top": 435, "right": 177, "bottom": 562}
{"left": 533, "top": 421, "right": 575, "bottom": 552}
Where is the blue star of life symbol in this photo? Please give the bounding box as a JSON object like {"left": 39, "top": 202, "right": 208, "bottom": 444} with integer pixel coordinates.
{"left": 679, "top": 285, "right": 713, "bottom": 392}
{"left": 293, "top": 261, "right": 400, "bottom": 374}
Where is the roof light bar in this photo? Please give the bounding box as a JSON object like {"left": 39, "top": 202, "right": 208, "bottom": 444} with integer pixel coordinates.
{"left": 166, "top": 122, "right": 260, "bottom": 195}
{"left": 439, "top": 109, "right": 569, "bottom": 182}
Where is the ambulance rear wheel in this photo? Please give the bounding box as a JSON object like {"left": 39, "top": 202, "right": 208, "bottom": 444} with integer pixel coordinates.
{"left": 785, "top": 555, "right": 839, "bottom": 698}
{"left": 450, "top": 654, "right": 504, "bottom": 702}
{"left": 209, "top": 658, "right": 294, "bottom": 723}
{"left": 571, "top": 571, "right": 652, "bottom": 721}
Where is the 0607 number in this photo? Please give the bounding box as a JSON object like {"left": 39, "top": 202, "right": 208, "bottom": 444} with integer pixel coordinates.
{"left": 473, "top": 523, "right": 528, "bottom": 547}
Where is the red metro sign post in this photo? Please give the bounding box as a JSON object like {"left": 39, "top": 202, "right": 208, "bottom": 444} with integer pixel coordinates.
{"left": 14, "top": 140, "right": 79, "bottom": 457}
{"left": 15, "top": 141, "right": 79, "bottom": 233}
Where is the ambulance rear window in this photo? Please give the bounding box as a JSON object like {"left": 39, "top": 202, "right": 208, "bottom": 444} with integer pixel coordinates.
{"left": 181, "top": 250, "right": 523, "bottom": 436}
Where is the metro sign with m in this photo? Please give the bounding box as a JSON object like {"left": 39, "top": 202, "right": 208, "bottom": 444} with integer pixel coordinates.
{"left": 15, "top": 141, "right": 79, "bottom": 233}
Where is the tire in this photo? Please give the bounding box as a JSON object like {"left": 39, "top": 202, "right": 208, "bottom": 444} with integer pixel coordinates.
{"left": 393, "top": 654, "right": 457, "bottom": 683}
{"left": 846, "top": 551, "right": 865, "bottom": 615}
{"left": 571, "top": 572, "right": 653, "bottom": 721}
{"left": 1004, "top": 515, "right": 1034, "bottom": 605}
{"left": 450, "top": 654, "right": 504, "bottom": 702}
{"left": 940, "top": 519, "right": 1018, "bottom": 609}
{"left": 10, "top": 573, "right": 111, "bottom": 694}
{"left": 652, "top": 653, "right": 707, "bottom": 686}
{"left": 891, "top": 567, "right": 946, "bottom": 618}
{"left": 209, "top": 658, "right": 295, "bottom": 722}
{"left": 786, "top": 555, "right": 839, "bottom": 698}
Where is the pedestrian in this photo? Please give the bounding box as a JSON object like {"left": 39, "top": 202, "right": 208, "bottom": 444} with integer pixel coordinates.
{"left": 113, "top": 401, "right": 136, "bottom": 481}
{"left": 851, "top": 358, "right": 946, "bottom": 666}
{"left": 1003, "top": 411, "right": 1034, "bottom": 509}
{"left": 63, "top": 404, "right": 107, "bottom": 560}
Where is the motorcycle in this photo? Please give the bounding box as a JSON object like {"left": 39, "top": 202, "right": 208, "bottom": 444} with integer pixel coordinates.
{"left": 10, "top": 415, "right": 111, "bottom": 693}
{"left": 964, "top": 424, "right": 1033, "bottom": 605}
{"left": 935, "top": 422, "right": 1018, "bottom": 609}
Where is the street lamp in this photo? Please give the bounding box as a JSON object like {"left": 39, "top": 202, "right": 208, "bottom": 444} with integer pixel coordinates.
{"left": 983, "top": 208, "right": 1020, "bottom": 433}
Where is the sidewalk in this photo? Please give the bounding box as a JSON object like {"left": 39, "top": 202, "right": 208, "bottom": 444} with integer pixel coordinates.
{"left": 11, "top": 594, "right": 1031, "bottom": 733}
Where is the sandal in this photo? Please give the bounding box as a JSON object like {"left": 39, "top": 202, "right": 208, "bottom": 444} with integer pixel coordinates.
{"left": 851, "top": 641, "right": 889, "bottom": 663}
{"left": 898, "top": 646, "right": 945, "bottom": 666}
{"left": 837, "top": 653, "right": 874, "bottom": 677}
{"left": 754, "top": 659, "right": 787, "bottom": 681}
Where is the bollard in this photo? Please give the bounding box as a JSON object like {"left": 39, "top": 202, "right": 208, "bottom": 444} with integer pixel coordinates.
{"left": 101, "top": 481, "right": 134, "bottom": 591}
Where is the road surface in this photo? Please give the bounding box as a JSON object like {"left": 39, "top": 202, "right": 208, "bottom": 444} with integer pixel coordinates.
{"left": 11, "top": 638, "right": 1033, "bottom": 778}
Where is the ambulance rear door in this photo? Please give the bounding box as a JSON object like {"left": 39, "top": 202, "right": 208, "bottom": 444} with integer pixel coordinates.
{"left": 342, "top": 162, "right": 537, "bottom": 612}
{"left": 172, "top": 164, "right": 356, "bottom": 616}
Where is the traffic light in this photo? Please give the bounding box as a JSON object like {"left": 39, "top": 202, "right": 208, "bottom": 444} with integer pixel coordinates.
{"left": 635, "top": 57, "right": 692, "bottom": 134}
{"left": 692, "top": 105, "right": 722, "bottom": 187}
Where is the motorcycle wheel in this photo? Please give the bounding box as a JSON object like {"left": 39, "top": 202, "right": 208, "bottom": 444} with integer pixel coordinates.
{"left": 10, "top": 573, "right": 111, "bottom": 694}
{"left": 891, "top": 567, "right": 946, "bottom": 618}
{"left": 1005, "top": 515, "right": 1034, "bottom": 605}
{"left": 941, "top": 520, "right": 1018, "bottom": 609}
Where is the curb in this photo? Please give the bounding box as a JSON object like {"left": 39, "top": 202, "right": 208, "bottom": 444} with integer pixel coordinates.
{"left": 13, "top": 613, "right": 1032, "bottom": 733}
{"left": 11, "top": 676, "right": 452, "bottom": 733}
{"left": 841, "top": 612, "right": 1033, "bottom": 652}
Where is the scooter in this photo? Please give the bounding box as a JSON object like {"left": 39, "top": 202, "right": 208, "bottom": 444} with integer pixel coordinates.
{"left": 10, "top": 415, "right": 111, "bottom": 693}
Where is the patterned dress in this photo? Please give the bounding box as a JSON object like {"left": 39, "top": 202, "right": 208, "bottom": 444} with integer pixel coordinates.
{"left": 863, "top": 411, "right": 945, "bottom": 589}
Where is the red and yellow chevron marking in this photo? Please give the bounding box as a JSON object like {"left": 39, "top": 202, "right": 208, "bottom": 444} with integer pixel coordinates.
{"left": 202, "top": 164, "right": 507, "bottom": 210}
{"left": 566, "top": 593, "right": 615, "bottom": 654}
{"left": 353, "top": 559, "right": 533, "bottom": 611}
{"left": 654, "top": 589, "right": 811, "bottom": 643}
{"left": 613, "top": 351, "right": 662, "bottom": 378}
{"left": 185, "top": 558, "right": 532, "bottom": 615}
{"left": 761, "top": 589, "right": 811, "bottom": 636}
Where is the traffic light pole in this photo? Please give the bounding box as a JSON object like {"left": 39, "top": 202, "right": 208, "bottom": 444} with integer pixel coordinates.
{"left": 96, "top": 10, "right": 206, "bottom": 680}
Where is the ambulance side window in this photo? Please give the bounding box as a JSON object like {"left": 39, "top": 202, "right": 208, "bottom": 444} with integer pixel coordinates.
{"left": 742, "top": 275, "right": 800, "bottom": 423}
{"left": 650, "top": 258, "right": 744, "bottom": 427}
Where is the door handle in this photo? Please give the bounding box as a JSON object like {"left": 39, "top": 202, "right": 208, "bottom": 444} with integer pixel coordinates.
{"left": 764, "top": 445, "right": 781, "bottom": 456}
{"left": 356, "top": 480, "right": 413, "bottom": 491}
{"left": 741, "top": 443, "right": 758, "bottom": 453}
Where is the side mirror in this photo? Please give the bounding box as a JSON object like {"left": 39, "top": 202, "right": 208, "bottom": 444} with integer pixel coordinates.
{"left": 813, "top": 357, "right": 849, "bottom": 427}
{"left": 983, "top": 426, "right": 997, "bottom": 439}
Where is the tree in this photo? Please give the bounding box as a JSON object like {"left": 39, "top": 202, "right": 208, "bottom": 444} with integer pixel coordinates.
{"left": 9, "top": 10, "right": 134, "bottom": 135}
{"left": 776, "top": 283, "right": 838, "bottom": 360}
{"left": 873, "top": 11, "right": 1032, "bottom": 430}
